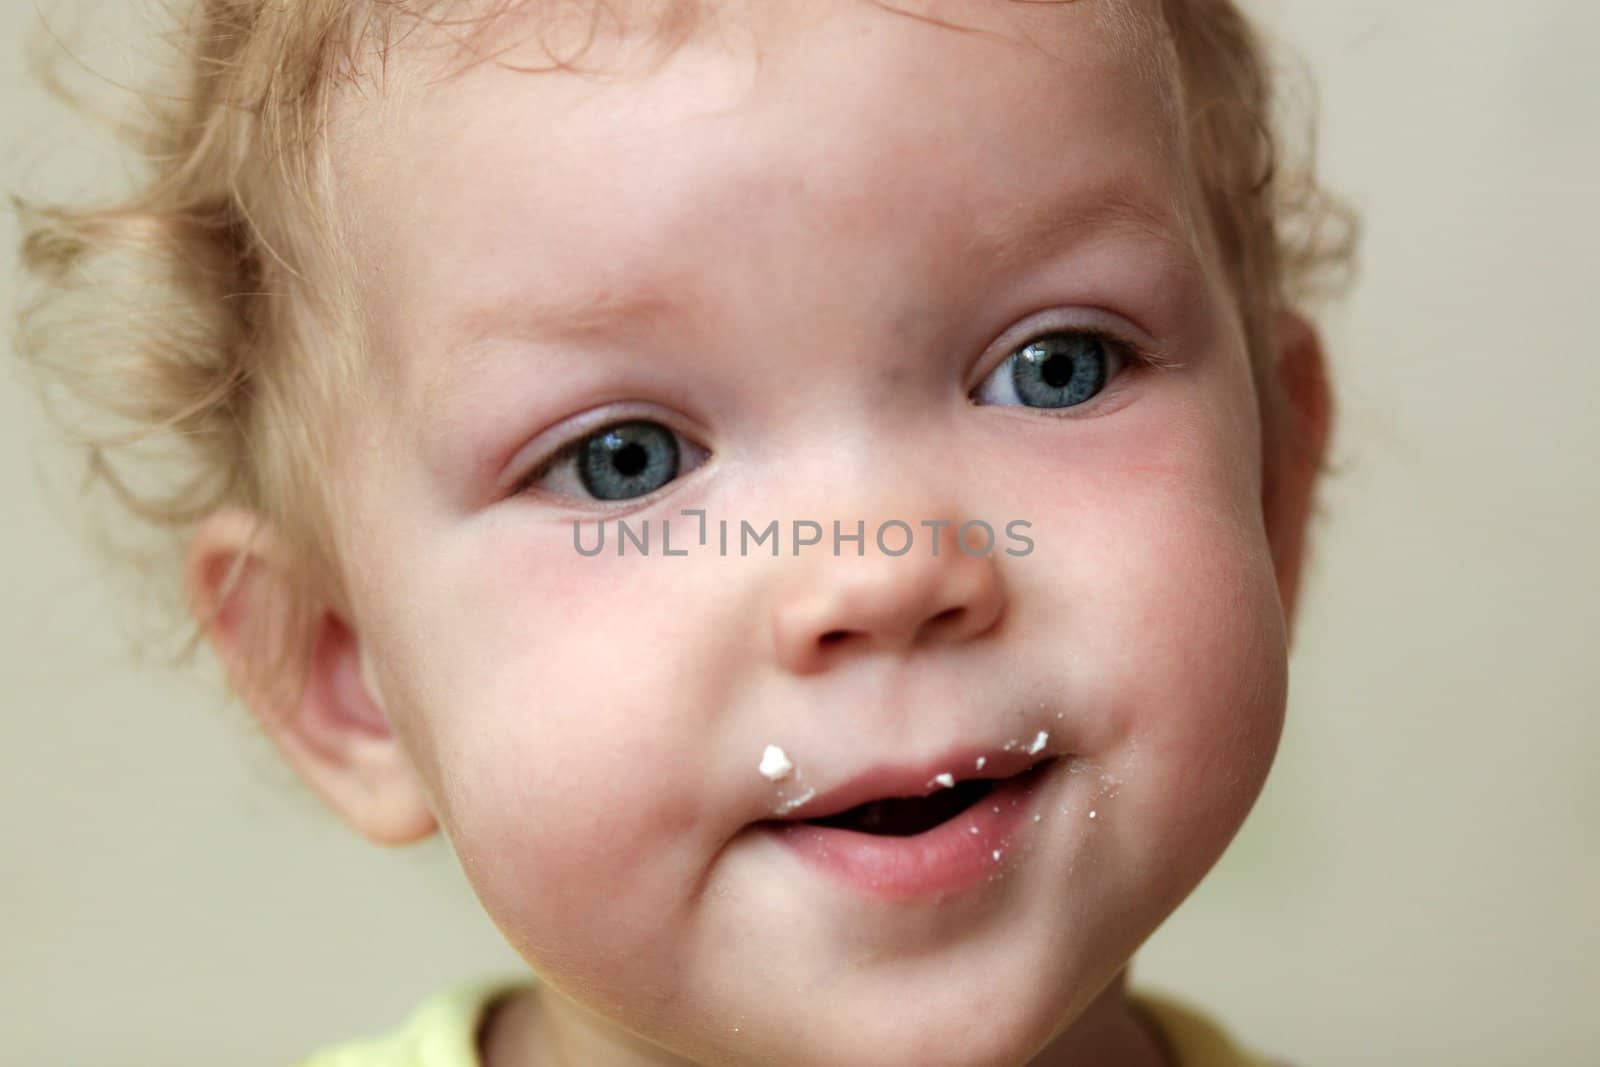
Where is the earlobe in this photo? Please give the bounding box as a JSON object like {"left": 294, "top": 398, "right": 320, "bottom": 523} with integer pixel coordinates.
{"left": 1262, "top": 310, "right": 1334, "bottom": 641}
{"left": 185, "top": 508, "right": 439, "bottom": 846}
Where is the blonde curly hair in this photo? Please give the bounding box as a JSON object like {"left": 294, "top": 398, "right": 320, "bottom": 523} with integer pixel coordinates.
{"left": 13, "top": 0, "right": 1358, "bottom": 711}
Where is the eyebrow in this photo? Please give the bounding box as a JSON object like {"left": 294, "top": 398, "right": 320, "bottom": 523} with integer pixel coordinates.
{"left": 975, "top": 183, "right": 1204, "bottom": 284}
{"left": 473, "top": 289, "right": 684, "bottom": 345}
{"left": 417, "top": 287, "right": 687, "bottom": 430}
{"left": 441, "top": 289, "right": 684, "bottom": 368}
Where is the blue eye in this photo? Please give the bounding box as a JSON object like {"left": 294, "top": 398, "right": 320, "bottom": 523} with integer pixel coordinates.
{"left": 520, "top": 419, "right": 707, "bottom": 503}
{"left": 971, "top": 330, "right": 1126, "bottom": 411}
{"left": 579, "top": 421, "right": 679, "bottom": 500}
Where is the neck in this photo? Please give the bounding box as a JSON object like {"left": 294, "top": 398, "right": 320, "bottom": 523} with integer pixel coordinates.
{"left": 1025, "top": 968, "right": 1176, "bottom": 1067}
{"left": 480, "top": 967, "right": 1174, "bottom": 1067}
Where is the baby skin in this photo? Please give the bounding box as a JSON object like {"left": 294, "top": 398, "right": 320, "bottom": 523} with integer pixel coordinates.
{"left": 188, "top": 1, "right": 1332, "bottom": 1064}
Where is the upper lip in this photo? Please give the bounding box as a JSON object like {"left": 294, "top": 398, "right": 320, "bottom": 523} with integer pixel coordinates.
{"left": 769, "top": 744, "right": 1055, "bottom": 822}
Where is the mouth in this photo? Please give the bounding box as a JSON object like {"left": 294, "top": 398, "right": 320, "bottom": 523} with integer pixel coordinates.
{"left": 803, "top": 776, "right": 1001, "bottom": 836}
{"left": 760, "top": 755, "right": 1063, "bottom": 899}
{"left": 770, "top": 756, "right": 1059, "bottom": 837}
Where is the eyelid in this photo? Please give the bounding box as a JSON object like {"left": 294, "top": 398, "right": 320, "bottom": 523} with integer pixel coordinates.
{"left": 505, "top": 405, "right": 711, "bottom": 506}
{"left": 969, "top": 308, "right": 1176, "bottom": 393}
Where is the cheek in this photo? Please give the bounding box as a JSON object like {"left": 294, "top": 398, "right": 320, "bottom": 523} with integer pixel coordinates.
{"left": 1011, "top": 382, "right": 1287, "bottom": 855}
{"left": 379, "top": 522, "right": 740, "bottom": 993}
{"left": 1100, "top": 443, "right": 1288, "bottom": 869}
{"left": 1124, "top": 508, "right": 1288, "bottom": 805}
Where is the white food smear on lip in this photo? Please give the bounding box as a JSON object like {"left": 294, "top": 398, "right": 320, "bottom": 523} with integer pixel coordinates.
{"left": 759, "top": 745, "right": 794, "bottom": 781}
{"left": 1027, "top": 730, "right": 1049, "bottom": 756}
{"left": 931, "top": 772, "right": 955, "bottom": 789}
{"left": 773, "top": 787, "right": 815, "bottom": 815}
{"left": 975, "top": 756, "right": 986, "bottom": 771}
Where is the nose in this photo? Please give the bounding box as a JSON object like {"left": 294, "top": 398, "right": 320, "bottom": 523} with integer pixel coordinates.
{"left": 770, "top": 517, "right": 1006, "bottom": 675}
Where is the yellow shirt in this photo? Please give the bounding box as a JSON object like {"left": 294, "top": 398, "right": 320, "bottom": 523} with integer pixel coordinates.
{"left": 298, "top": 977, "right": 1279, "bottom": 1067}
{"left": 1132, "top": 991, "right": 1279, "bottom": 1067}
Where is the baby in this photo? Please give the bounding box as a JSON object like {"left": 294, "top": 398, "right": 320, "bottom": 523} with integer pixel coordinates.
{"left": 15, "top": 0, "right": 1358, "bottom": 1064}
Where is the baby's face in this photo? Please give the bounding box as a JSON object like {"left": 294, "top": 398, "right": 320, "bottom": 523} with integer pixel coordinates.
{"left": 329, "top": 1, "right": 1289, "bottom": 1062}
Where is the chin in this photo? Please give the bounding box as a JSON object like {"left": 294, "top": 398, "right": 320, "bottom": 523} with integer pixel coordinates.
{"left": 706, "top": 971, "right": 1084, "bottom": 1067}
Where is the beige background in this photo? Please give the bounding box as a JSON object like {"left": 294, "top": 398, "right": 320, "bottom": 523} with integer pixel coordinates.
{"left": 4, "top": 0, "right": 1597, "bottom": 1063}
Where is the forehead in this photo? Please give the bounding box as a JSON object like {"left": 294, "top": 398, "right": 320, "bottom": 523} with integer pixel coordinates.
{"left": 327, "top": 0, "right": 1193, "bottom": 423}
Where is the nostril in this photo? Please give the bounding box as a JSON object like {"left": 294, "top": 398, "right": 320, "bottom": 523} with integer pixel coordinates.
{"left": 819, "top": 630, "right": 852, "bottom": 647}
{"left": 931, "top": 607, "right": 965, "bottom": 626}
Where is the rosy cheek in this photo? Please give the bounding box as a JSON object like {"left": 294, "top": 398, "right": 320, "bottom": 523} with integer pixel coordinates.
{"left": 440, "top": 732, "right": 698, "bottom": 974}
{"left": 421, "top": 608, "right": 725, "bottom": 949}
{"left": 1131, "top": 515, "right": 1287, "bottom": 826}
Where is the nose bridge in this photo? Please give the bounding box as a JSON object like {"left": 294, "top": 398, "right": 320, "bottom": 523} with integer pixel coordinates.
{"left": 704, "top": 145, "right": 1005, "bottom": 673}
{"left": 766, "top": 464, "right": 1008, "bottom": 675}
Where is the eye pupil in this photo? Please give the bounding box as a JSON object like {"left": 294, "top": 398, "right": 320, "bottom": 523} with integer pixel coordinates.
{"left": 612, "top": 442, "right": 647, "bottom": 477}
{"left": 1040, "top": 353, "right": 1073, "bottom": 389}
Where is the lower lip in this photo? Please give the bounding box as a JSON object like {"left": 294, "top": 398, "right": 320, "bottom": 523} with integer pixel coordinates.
{"left": 762, "top": 760, "right": 1056, "bottom": 901}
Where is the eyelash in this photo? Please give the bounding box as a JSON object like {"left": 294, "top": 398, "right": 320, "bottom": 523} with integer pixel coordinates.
{"left": 511, "top": 322, "right": 1174, "bottom": 505}
{"left": 980, "top": 323, "right": 1171, "bottom": 397}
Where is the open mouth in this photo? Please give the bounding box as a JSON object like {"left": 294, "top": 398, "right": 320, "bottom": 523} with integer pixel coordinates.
{"left": 795, "top": 758, "right": 1056, "bottom": 837}
{"left": 805, "top": 777, "right": 997, "bottom": 836}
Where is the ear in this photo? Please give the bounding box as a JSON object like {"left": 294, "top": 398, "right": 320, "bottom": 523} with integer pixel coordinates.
{"left": 1261, "top": 310, "right": 1334, "bottom": 641}
{"left": 184, "top": 507, "right": 439, "bottom": 846}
